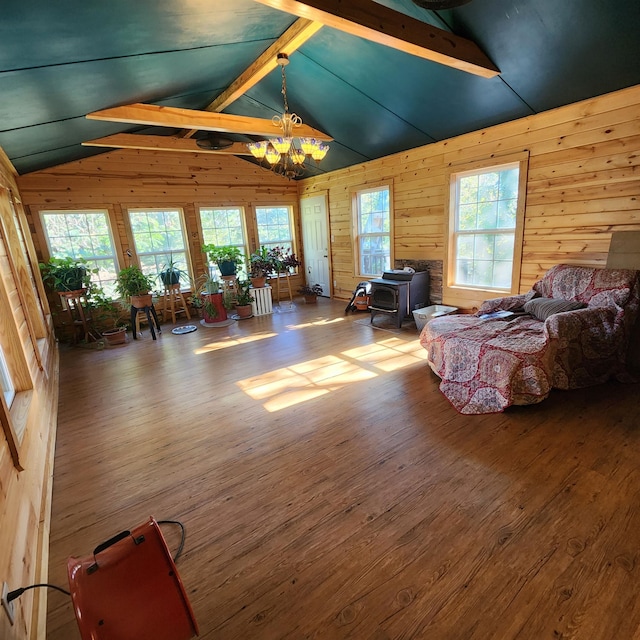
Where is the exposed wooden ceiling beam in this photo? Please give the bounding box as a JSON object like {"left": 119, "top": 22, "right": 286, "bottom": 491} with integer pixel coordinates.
{"left": 86, "top": 103, "right": 333, "bottom": 140}
{"left": 182, "top": 17, "right": 323, "bottom": 139}
{"left": 252, "top": 0, "right": 499, "bottom": 78}
{"left": 82, "top": 133, "right": 253, "bottom": 155}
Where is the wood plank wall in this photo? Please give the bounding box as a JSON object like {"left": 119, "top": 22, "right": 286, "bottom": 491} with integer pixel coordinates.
{"left": 17, "top": 151, "right": 304, "bottom": 299}
{"left": 299, "top": 84, "right": 640, "bottom": 309}
{"left": 0, "top": 151, "right": 58, "bottom": 640}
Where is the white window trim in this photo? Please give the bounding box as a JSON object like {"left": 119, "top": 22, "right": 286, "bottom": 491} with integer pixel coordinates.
{"left": 352, "top": 183, "right": 394, "bottom": 278}
{"left": 443, "top": 152, "right": 529, "bottom": 308}
{"left": 255, "top": 204, "right": 298, "bottom": 276}
{"left": 127, "top": 207, "right": 192, "bottom": 286}
{"left": 198, "top": 205, "right": 250, "bottom": 277}
{"left": 40, "top": 208, "right": 120, "bottom": 295}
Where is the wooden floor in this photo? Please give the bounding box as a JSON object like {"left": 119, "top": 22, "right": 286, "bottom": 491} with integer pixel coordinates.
{"left": 46, "top": 299, "right": 640, "bottom": 640}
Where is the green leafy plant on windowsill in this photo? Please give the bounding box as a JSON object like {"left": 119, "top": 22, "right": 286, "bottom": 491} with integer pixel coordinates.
{"left": 39, "top": 256, "right": 97, "bottom": 292}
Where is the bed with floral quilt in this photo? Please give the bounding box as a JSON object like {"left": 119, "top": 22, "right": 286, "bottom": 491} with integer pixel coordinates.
{"left": 420, "top": 264, "right": 640, "bottom": 414}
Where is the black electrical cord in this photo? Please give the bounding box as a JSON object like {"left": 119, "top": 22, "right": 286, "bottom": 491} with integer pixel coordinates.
{"left": 8, "top": 519, "right": 185, "bottom": 605}
{"left": 157, "top": 519, "right": 186, "bottom": 562}
{"left": 7, "top": 583, "right": 70, "bottom": 603}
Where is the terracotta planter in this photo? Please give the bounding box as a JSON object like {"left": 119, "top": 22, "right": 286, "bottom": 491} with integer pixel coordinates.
{"left": 235, "top": 304, "right": 253, "bottom": 318}
{"left": 102, "top": 326, "right": 127, "bottom": 345}
{"left": 130, "top": 293, "right": 153, "bottom": 308}
{"left": 303, "top": 295, "right": 318, "bottom": 304}
{"left": 250, "top": 276, "right": 267, "bottom": 289}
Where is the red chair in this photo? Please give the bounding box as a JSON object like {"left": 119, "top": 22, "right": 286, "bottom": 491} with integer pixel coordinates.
{"left": 67, "top": 517, "right": 198, "bottom": 640}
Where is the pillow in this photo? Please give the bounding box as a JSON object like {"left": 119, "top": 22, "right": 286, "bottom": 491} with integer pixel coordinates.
{"left": 523, "top": 297, "right": 586, "bottom": 321}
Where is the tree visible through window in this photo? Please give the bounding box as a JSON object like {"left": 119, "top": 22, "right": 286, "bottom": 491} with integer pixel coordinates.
{"left": 41, "top": 210, "right": 118, "bottom": 295}
{"left": 452, "top": 163, "right": 519, "bottom": 289}
{"left": 128, "top": 209, "right": 190, "bottom": 287}
{"left": 199, "top": 207, "right": 248, "bottom": 278}
{"left": 355, "top": 186, "right": 391, "bottom": 276}
{"left": 256, "top": 206, "right": 295, "bottom": 256}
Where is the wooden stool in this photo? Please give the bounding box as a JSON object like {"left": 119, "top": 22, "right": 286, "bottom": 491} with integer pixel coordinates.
{"left": 160, "top": 284, "right": 191, "bottom": 324}
{"left": 131, "top": 304, "right": 161, "bottom": 340}
{"left": 220, "top": 275, "right": 238, "bottom": 305}
{"left": 59, "top": 290, "right": 102, "bottom": 344}
{"left": 274, "top": 272, "right": 293, "bottom": 302}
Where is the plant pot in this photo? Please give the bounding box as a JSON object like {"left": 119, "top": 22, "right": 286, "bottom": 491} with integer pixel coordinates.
{"left": 160, "top": 271, "right": 181, "bottom": 286}
{"left": 235, "top": 304, "right": 253, "bottom": 318}
{"left": 304, "top": 295, "right": 318, "bottom": 304}
{"left": 102, "top": 326, "right": 127, "bottom": 345}
{"left": 201, "top": 292, "right": 227, "bottom": 323}
{"left": 217, "top": 260, "right": 237, "bottom": 277}
{"left": 130, "top": 293, "right": 153, "bottom": 308}
{"left": 250, "top": 276, "right": 267, "bottom": 289}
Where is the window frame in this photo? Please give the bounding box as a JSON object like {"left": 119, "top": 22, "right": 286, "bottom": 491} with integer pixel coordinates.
{"left": 198, "top": 206, "right": 250, "bottom": 279}
{"left": 39, "top": 208, "right": 121, "bottom": 297}
{"left": 352, "top": 183, "right": 393, "bottom": 278}
{"left": 127, "top": 207, "right": 192, "bottom": 289}
{"left": 444, "top": 152, "right": 529, "bottom": 307}
{"left": 255, "top": 204, "right": 298, "bottom": 274}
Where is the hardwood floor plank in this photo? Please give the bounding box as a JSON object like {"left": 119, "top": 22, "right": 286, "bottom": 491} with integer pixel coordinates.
{"left": 46, "top": 300, "right": 640, "bottom": 639}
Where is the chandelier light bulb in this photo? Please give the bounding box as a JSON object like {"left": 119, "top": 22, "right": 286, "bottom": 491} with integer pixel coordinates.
{"left": 272, "top": 137, "right": 292, "bottom": 154}
{"left": 245, "top": 52, "right": 329, "bottom": 179}
{"left": 265, "top": 145, "right": 281, "bottom": 165}
{"left": 311, "top": 142, "right": 329, "bottom": 162}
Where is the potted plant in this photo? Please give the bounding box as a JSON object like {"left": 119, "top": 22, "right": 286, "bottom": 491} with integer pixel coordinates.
{"left": 39, "top": 256, "right": 96, "bottom": 292}
{"left": 115, "top": 265, "right": 156, "bottom": 308}
{"left": 87, "top": 286, "right": 129, "bottom": 345}
{"left": 158, "top": 255, "right": 188, "bottom": 288}
{"left": 298, "top": 283, "right": 323, "bottom": 303}
{"left": 234, "top": 280, "right": 255, "bottom": 318}
{"left": 201, "top": 243, "right": 243, "bottom": 277}
{"left": 249, "top": 247, "right": 275, "bottom": 288}
{"left": 194, "top": 273, "right": 227, "bottom": 324}
{"left": 271, "top": 245, "right": 302, "bottom": 274}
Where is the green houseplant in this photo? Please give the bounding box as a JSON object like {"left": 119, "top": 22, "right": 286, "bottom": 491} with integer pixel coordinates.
{"left": 158, "top": 255, "right": 188, "bottom": 287}
{"left": 87, "top": 286, "right": 129, "bottom": 345}
{"left": 249, "top": 247, "right": 275, "bottom": 287}
{"left": 298, "top": 282, "right": 323, "bottom": 303}
{"left": 234, "top": 280, "right": 255, "bottom": 318}
{"left": 115, "top": 265, "right": 156, "bottom": 308}
{"left": 39, "top": 256, "right": 96, "bottom": 292}
{"left": 201, "top": 244, "right": 243, "bottom": 277}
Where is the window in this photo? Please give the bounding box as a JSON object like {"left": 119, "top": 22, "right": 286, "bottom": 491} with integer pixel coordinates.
{"left": 255, "top": 204, "right": 296, "bottom": 259}
{"left": 0, "top": 346, "right": 15, "bottom": 408}
{"left": 41, "top": 210, "right": 119, "bottom": 296}
{"left": 128, "top": 209, "right": 191, "bottom": 286}
{"left": 354, "top": 185, "right": 391, "bottom": 277}
{"left": 446, "top": 153, "right": 528, "bottom": 300}
{"left": 199, "top": 207, "right": 248, "bottom": 278}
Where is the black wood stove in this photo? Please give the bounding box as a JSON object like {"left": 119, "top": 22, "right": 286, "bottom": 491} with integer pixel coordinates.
{"left": 368, "top": 270, "right": 430, "bottom": 328}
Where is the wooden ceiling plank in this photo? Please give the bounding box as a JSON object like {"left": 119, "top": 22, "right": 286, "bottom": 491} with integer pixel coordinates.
{"left": 82, "top": 134, "right": 253, "bottom": 155}
{"left": 86, "top": 103, "right": 333, "bottom": 140}
{"left": 252, "top": 0, "right": 500, "bottom": 78}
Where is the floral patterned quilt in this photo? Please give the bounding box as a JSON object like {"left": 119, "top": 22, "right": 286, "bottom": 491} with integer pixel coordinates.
{"left": 420, "top": 264, "right": 640, "bottom": 414}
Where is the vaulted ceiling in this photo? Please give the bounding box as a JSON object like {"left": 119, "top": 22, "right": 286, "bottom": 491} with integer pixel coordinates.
{"left": 2, "top": 0, "right": 640, "bottom": 177}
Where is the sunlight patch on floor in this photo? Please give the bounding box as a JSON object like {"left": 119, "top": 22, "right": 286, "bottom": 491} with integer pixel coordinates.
{"left": 237, "top": 336, "right": 428, "bottom": 412}
{"left": 285, "top": 317, "right": 346, "bottom": 330}
{"left": 193, "top": 331, "right": 277, "bottom": 354}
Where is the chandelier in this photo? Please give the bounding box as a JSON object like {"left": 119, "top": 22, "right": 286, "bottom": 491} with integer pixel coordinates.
{"left": 247, "top": 53, "right": 329, "bottom": 179}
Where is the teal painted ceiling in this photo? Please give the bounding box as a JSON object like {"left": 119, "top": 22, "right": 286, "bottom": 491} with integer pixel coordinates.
{"left": 1, "top": 0, "right": 640, "bottom": 176}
